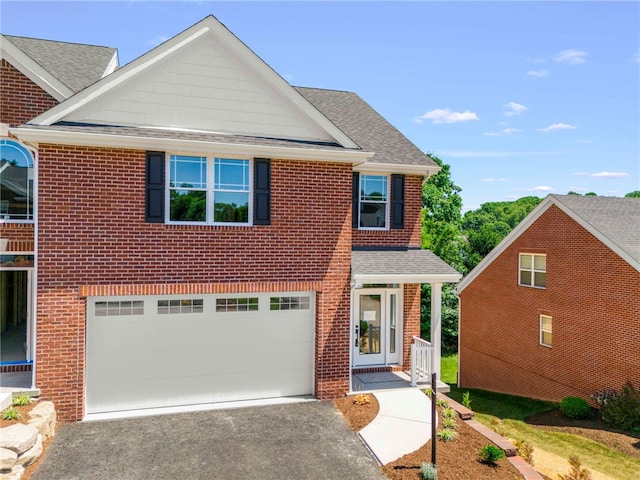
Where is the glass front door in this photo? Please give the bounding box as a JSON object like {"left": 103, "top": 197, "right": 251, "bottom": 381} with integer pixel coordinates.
{"left": 353, "top": 288, "right": 401, "bottom": 366}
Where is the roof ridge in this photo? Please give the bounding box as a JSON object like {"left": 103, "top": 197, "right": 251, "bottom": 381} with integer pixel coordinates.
{"left": 293, "top": 85, "right": 356, "bottom": 95}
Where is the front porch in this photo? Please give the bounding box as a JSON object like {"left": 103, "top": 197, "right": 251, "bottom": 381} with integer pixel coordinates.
{"left": 352, "top": 369, "right": 450, "bottom": 393}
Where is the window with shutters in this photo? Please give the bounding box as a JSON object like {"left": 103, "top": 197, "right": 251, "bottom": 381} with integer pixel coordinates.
{"left": 358, "top": 175, "right": 388, "bottom": 229}
{"left": 168, "top": 155, "right": 251, "bottom": 225}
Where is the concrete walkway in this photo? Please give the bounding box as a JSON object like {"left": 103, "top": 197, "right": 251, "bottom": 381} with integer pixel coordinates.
{"left": 359, "top": 388, "right": 434, "bottom": 465}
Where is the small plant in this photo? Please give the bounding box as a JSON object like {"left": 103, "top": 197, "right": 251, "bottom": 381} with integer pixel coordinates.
{"left": 12, "top": 393, "right": 31, "bottom": 406}
{"left": 441, "top": 406, "right": 456, "bottom": 419}
{"left": 441, "top": 416, "right": 458, "bottom": 429}
{"left": 489, "top": 417, "right": 507, "bottom": 436}
{"left": 424, "top": 388, "right": 433, "bottom": 397}
{"left": 478, "top": 444, "right": 505, "bottom": 465}
{"left": 420, "top": 462, "right": 437, "bottom": 480}
{"left": 592, "top": 382, "right": 640, "bottom": 431}
{"left": 2, "top": 407, "right": 20, "bottom": 421}
{"left": 462, "top": 391, "right": 472, "bottom": 409}
{"left": 352, "top": 394, "right": 371, "bottom": 406}
{"left": 515, "top": 438, "right": 534, "bottom": 466}
{"left": 560, "top": 396, "right": 590, "bottom": 419}
{"left": 436, "top": 398, "right": 449, "bottom": 408}
{"left": 558, "top": 455, "right": 592, "bottom": 480}
{"left": 436, "top": 428, "right": 458, "bottom": 442}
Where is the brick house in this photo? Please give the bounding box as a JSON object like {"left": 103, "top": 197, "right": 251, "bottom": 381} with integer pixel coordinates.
{"left": 456, "top": 194, "right": 640, "bottom": 402}
{"left": 0, "top": 16, "right": 461, "bottom": 421}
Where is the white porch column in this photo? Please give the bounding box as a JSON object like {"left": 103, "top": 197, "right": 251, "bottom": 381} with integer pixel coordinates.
{"left": 430, "top": 282, "right": 442, "bottom": 380}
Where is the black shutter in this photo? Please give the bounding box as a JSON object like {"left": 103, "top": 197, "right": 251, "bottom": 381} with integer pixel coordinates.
{"left": 253, "top": 158, "right": 271, "bottom": 225}
{"left": 391, "top": 174, "right": 405, "bottom": 229}
{"left": 145, "top": 151, "right": 165, "bottom": 223}
{"left": 352, "top": 172, "right": 360, "bottom": 228}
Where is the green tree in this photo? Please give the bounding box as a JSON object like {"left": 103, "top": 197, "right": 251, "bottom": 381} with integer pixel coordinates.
{"left": 625, "top": 191, "right": 640, "bottom": 198}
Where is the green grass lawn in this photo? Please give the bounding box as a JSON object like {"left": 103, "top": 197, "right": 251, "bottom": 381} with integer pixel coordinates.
{"left": 440, "top": 354, "right": 640, "bottom": 479}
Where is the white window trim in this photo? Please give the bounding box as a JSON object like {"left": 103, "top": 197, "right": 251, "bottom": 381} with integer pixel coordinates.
{"left": 358, "top": 173, "right": 390, "bottom": 231}
{"left": 540, "top": 314, "right": 552, "bottom": 347}
{"left": 165, "top": 153, "right": 253, "bottom": 226}
{"left": 518, "top": 253, "right": 546, "bottom": 289}
{"left": 0, "top": 138, "right": 37, "bottom": 224}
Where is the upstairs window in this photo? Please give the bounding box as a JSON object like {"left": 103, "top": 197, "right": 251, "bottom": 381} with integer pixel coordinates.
{"left": 0, "top": 140, "right": 34, "bottom": 221}
{"left": 359, "top": 175, "right": 388, "bottom": 229}
{"left": 540, "top": 315, "right": 552, "bottom": 347}
{"left": 519, "top": 253, "right": 546, "bottom": 288}
{"left": 169, "top": 155, "right": 250, "bottom": 224}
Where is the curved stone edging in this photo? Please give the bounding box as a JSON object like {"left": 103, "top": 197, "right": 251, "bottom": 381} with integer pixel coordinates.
{"left": 0, "top": 401, "right": 56, "bottom": 480}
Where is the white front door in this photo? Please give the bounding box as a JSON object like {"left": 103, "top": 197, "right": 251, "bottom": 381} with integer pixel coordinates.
{"left": 353, "top": 288, "right": 402, "bottom": 366}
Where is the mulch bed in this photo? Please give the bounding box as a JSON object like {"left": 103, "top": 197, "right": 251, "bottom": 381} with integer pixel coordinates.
{"left": 334, "top": 394, "right": 525, "bottom": 480}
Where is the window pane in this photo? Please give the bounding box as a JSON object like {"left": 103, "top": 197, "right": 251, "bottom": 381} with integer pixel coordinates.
{"left": 360, "top": 175, "right": 387, "bottom": 201}
{"left": 520, "top": 254, "right": 532, "bottom": 269}
{"left": 359, "top": 202, "right": 386, "bottom": 228}
{"left": 0, "top": 140, "right": 34, "bottom": 220}
{"left": 214, "top": 191, "right": 249, "bottom": 223}
{"left": 214, "top": 159, "right": 249, "bottom": 191}
{"left": 541, "top": 331, "right": 552, "bottom": 346}
{"left": 534, "top": 272, "right": 547, "bottom": 288}
{"left": 169, "top": 155, "right": 206, "bottom": 189}
{"left": 170, "top": 190, "right": 206, "bottom": 222}
{"left": 534, "top": 255, "right": 546, "bottom": 270}
{"left": 520, "top": 270, "right": 532, "bottom": 286}
{"left": 541, "top": 316, "right": 552, "bottom": 330}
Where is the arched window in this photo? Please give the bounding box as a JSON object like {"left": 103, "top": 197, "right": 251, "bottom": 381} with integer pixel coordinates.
{"left": 0, "top": 139, "right": 34, "bottom": 221}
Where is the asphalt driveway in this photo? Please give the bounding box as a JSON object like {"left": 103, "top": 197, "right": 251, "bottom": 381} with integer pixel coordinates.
{"left": 32, "top": 400, "right": 387, "bottom": 480}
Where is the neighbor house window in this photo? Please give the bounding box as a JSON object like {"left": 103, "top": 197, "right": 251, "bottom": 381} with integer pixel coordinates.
{"left": 519, "top": 253, "right": 546, "bottom": 288}
{"left": 540, "top": 315, "right": 552, "bottom": 347}
{"left": 359, "top": 175, "right": 388, "bottom": 228}
{"left": 169, "top": 155, "right": 249, "bottom": 224}
{"left": 0, "top": 140, "right": 34, "bottom": 221}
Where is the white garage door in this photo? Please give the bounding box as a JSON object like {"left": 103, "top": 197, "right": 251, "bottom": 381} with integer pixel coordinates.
{"left": 86, "top": 292, "right": 315, "bottom": 414}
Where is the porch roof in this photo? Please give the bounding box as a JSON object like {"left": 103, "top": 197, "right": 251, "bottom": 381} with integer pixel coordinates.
{"left": 351, "top": 249, "right": 462, "bottom": 285}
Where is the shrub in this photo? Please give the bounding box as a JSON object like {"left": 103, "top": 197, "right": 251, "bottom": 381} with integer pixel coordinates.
{"left": 515, "top": 439, "right": 534, "bottom": 466}
{"left": 352, "top": 394, "right": 371, "bottom": 406}
{"left": 436, "top": 428, "right": 458, "bottom": 442}
{"left": 441, "top": 407, "right": 456, "bottom": 419}
{"left": 436, "top": 398, "right": 449, "bottom": 408}
{"left": 420, "top": 462, "right": 437, "bottom": 480}
{"left": 441, "top": 416, "right": 457, "bottom": 430}
{"left": 490, "top": 418, "right": 507, "bottom": 437}
{"left": 12, "top": 394, "right": 31, "bottom": 406}
{"left": 558, "top": 455, "right": 592, "bottom": 480}
{"left": 462, "top": 391, "right": 472, "bottom": 409}
{"left": 478, "top": 444, "right": 505, "bottom": 465}
{"left": 560, "top": 396, "right": 590, "bottom": 419}
{"left": 2, "top": 407, "right": 20, "bottom": 421}
{"left": 592, "top": 382, "right": 640, "bottom": 431}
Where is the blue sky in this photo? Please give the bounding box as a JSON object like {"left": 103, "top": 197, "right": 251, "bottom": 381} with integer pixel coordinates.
{"left": 2, "top": 1, "right": 639, "bottom": 210}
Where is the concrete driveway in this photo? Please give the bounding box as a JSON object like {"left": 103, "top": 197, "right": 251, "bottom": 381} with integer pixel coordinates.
{"left": 32, "top": 400, "right": 387, "bottom": 480}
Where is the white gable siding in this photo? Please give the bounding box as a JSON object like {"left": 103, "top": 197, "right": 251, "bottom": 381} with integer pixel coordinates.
{"left": 65, "top": 35, "right": 334, "bottom": 142}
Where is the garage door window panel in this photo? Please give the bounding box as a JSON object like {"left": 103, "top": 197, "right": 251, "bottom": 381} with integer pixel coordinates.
{"left": 216, "top": 297, "right": 259, "bottom": 312}
{"left": 95, "top": 300, "right": 144, "bottom": 317}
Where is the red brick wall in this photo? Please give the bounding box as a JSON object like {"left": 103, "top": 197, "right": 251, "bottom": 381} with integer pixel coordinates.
{"left": 0, "top": 60, "right": 59, "bottom": 126}
{"left": 352, "top": 174, "right": 423, "bottom": 248}
{"left": 35, "top": 144, "right": 354, "bottom": 420}
{"left": 459, "top": 204, "right": 640, "bottom": 402}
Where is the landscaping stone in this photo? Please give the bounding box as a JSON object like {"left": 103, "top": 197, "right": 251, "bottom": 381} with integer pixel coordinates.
{"left": 0, "top": 464, "right": 24, "bottom": 480}
{"left": 0, "top": 447, "right": 17, "bottom": 471}
{"left": 27, "top": 402, "right": 56, "bottom": 439}
{"left": 16, "top": 435, "right": 42, "bottom": 467}
{"left": 0, "top": 424, "right": 37, "bottom": 455}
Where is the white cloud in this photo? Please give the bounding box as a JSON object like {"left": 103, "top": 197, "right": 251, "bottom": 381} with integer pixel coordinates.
{"left": 413, "top": 108, "right": 479, "bottom": 124}
{"left": 516, "top": 185, "right": 554, "bottom": 192}
{"left": 527, "top": 69, "right": 549, "bottom": 78}
{"left": 538, "top": 123, "right": 577, "bottom": 132}
{"left": 482, "top": 178, "right": 508, "bottom": 182}
{"left": 571, "top": 172, "right": 590, "bottom": 177}
{"left": 503, "top": 102, "right": 528, "bottom": 117}
{"left": 555, "top": 49, "right": 587, "bottom": 65}
{"left": 483, "top": 128, "right": 521, "bottom": 136}
{"left": 591, "top": 171, "right": 630, "bottom": 179}
{"left": 576, "top": 139, "right": 594, "bottom": 144}
{"left": 634, "top": 51, "right": 640, "bottom": 64}
{"left": 148, "top": 35, "right": 169, "bottom": 47}
{"left": 282, "top": 73, "right": 293, "bottom": 82}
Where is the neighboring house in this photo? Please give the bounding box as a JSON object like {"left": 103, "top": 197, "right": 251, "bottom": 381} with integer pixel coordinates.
{"left": 0, "top": 16, "right": 460, "bottom": 421}
{"left": 456, "top": 194, "right": 640, "bottom": 403}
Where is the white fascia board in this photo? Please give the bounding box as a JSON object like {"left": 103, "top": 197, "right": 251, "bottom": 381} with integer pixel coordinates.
{"left": 354, "top": 162, "right": 441, "bottom": 178}
{"left": 9, "top": 127, "right": 373, "bottom": 164}
{"left": 353, "top": 273, "right": 462, "bottom": 285}
{"left": 455, "top": 196, "right": 556, "bottom": 295}
{"left": 101, "top": 51, "right": 119, "bottom": 77}
{"left": 1, "top": 37, "right": 73, "bottom": 101}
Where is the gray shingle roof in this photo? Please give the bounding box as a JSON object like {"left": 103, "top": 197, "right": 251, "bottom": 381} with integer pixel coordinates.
{"left": 4, "top": 35, "right": 117, "bottom": 93}
{"left": 296, "top": 87, "right": 438, "bottom": 169}
{"left": 551, "top": 194, "right": 640, "bottom": 264}
{"left": 352, "top": 249, "right": 461, "bottom": 279}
